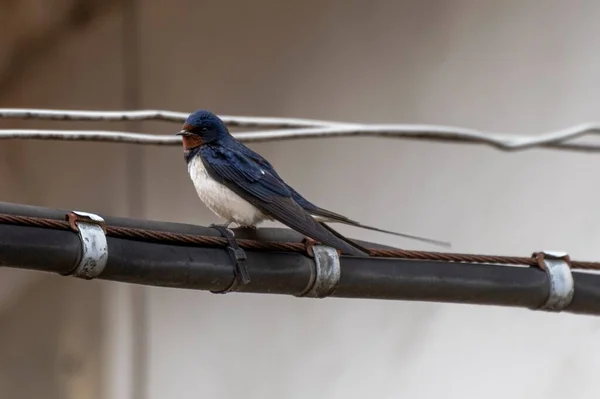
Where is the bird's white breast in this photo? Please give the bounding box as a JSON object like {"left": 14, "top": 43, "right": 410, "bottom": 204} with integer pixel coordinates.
{"left": 188, "top": 156, "right": 268, "bottom": 227}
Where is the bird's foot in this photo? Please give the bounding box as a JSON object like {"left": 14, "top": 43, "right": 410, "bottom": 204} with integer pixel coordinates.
{"left": 209, "top": 221, "right": 233, "bottom": 230}
{"left": 209, "top": 221, "right": 236, "bottom": 239}
{"left": 209, "top": 223, "right": 251, "bottom": 286}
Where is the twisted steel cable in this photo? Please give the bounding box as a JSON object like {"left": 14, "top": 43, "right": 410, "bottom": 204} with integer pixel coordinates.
{"left": 2, "top": 213, "right": 599, "bottom": 270}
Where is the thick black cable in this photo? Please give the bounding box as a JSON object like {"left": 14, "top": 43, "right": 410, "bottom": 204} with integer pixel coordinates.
{"left": 1, "top": 223, "right": 600, "bottom": 315}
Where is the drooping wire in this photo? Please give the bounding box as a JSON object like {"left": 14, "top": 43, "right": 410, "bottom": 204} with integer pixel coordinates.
{"left": 0, "top": 108, "right": 600, "bottom": 152}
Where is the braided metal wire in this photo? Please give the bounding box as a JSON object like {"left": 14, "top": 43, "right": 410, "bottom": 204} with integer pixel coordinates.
{"left": 2, "top": 213, "right": 598, "bottom": 270}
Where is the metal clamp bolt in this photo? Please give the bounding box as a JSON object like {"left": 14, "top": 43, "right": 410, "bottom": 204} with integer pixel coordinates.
{"left": 64, "top": 211, "right": 108, "bottom": 280}
{"left": 533, "top": 251, "right": 574, "bottom": 312}
{"left": 298, "top": 245, "right": 341, "bottom": 298}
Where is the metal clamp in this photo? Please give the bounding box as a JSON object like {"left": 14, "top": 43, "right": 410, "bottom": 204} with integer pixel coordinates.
{"left": 533, "top": 251, "right": 574, "bottom": 312}
{"left": 64, "top": 211, "right": 108, "bottom": 279}
{"left": 298, "top": 245, "right": 341, "bottom": 298}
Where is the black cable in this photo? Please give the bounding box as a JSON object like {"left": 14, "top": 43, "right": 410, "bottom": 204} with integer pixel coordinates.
{"left": 1, "top": 223, "right": 600, "bottom": 316}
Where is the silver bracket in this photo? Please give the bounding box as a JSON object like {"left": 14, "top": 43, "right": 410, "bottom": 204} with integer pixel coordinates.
{"left": 65, "top": 211, "right": 108, "bottom": 280}
{"left": 298, "top": 245, "right": 341, "bottom": 298}
{"left": 534, "top": 251, "right": 574, "bottom": 312}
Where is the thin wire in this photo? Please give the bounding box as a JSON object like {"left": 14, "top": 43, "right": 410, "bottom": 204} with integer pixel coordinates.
{"left": 235, "top": 124, "right": 600, "bottom": 152}
{"left": 1, "top": 126, "right": 600, "bottom": 152}
{"left": 0, "top": 129, "right": 179, "bottom": 144}
{"left": 0, "top": 108, "right": 353, "bottom": 128}
{"left": 1, "top": 108, "right": 600, "bottom": 152}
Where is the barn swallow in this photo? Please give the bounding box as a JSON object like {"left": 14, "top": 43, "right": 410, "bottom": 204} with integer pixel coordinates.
{"left": 177, "top": 110, "right": 449, "bottom": 256}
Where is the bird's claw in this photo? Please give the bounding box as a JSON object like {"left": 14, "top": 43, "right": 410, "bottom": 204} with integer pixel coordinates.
{"left": 209, "top": 221, "right": 233, "bottom": 230}
{"left": 209, "top": 223, "right": 234, "bottom": 237}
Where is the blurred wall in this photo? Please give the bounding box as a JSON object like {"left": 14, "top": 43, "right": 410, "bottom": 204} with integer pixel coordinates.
{"left": 2, "top": 1, "right": 600, "bottom": 399}
{"left": 0, "top": 4, "right": 131, "bottom": 399}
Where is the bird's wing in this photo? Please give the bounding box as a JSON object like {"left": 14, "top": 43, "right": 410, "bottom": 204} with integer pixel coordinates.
{"left": 229, "top": 139, "right": 450, "bottom": 248}
{"left": 199, "top": 145, "right": 368, "bottom": 256}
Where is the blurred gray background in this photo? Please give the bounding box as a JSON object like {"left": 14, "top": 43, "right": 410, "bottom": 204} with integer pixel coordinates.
{"left": 1, "top": 1, "right": 600, "bottom": 398}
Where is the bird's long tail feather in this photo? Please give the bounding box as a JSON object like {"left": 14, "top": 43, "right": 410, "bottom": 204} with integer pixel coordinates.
{"left": 318, "top": 222, "right": 373, "bottom": 254}
{"left": 310, "top": 208, "right": 451, "bottom": 248}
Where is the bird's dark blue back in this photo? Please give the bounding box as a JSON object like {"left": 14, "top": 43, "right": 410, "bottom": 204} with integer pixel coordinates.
{"left": 221, "top": 137, "right": 320, "bottom": 210}
{"left": 199, "top": 139, "right": 292, "bottom": 199}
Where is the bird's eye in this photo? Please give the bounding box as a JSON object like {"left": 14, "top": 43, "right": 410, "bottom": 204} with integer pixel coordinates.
{"left": 201, "top": 127, "right": 208, "bottom": 132}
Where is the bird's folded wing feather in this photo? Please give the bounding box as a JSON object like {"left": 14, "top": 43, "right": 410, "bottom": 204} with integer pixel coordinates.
{"left": 228, "top": 140, "right": 449, "bottom": 247}
{"left": 199, "top": 145, "right": 368, "bottom": 256}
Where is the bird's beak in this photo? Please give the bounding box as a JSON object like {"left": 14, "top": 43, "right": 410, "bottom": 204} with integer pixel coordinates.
{"left": 176, "top": 130, "right": 189, "bottom": 136}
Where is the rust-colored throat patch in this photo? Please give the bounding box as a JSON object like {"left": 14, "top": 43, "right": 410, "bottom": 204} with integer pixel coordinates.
{"left": 181, "top": 134, "right": 204, "bottom": 150}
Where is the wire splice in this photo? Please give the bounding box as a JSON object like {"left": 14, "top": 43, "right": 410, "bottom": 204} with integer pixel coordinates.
{"left": 533, "top": 251, "right": 574, "bottom": 312}
{"left": 64, "top": 211, "right": 108, "bottom": 279}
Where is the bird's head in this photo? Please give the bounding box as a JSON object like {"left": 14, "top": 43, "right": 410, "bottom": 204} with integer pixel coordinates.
{"left": 176, "top": 109, "right": 229, "bottom": 150}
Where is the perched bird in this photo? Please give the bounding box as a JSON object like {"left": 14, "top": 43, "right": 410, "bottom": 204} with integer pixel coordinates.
{"left": 177, "top": 110, "right": 449, "bottom": 256}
